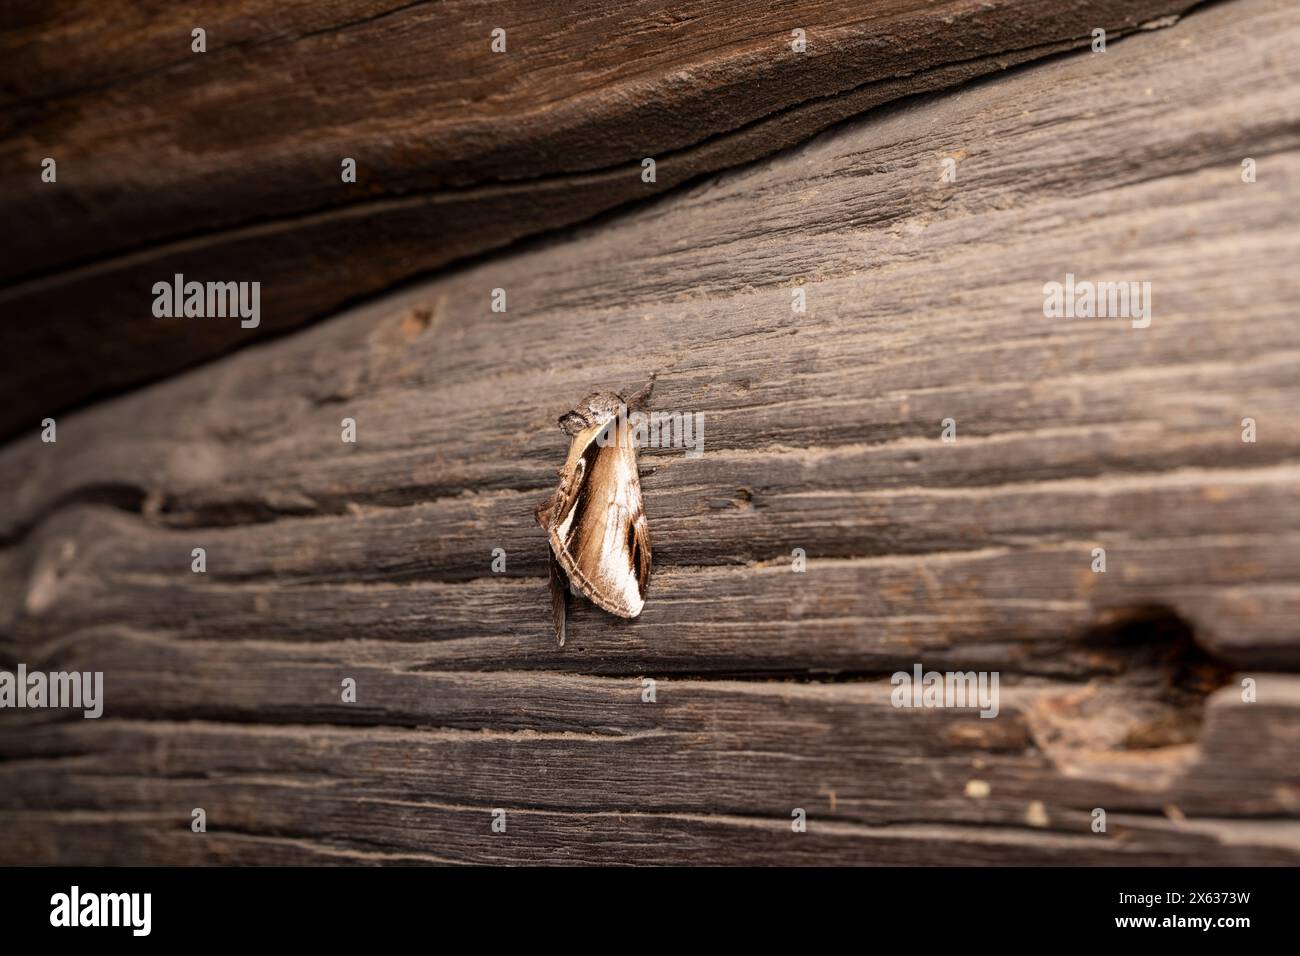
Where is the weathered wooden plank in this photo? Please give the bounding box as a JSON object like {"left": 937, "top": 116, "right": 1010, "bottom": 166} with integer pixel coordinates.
{"left": 3, "top": 0, "right": 1298, "bottom": 659}
{"left": 5, "top": 1, "right": 1299, "bottom": 535}
{"left": 8, "top": 813, "right": 1297, "bottom": 866}
{"left": 2, "top": 0, "right": 1299, "bottom": 865}
{"left": 6, "top": 472, "right": 1300, "bottom": 673}
{"left": 0, "top": 0, "right": 1204, "bottom": 439}
{"left": 1, "top": 677, "right": 1298, "bottom": 864}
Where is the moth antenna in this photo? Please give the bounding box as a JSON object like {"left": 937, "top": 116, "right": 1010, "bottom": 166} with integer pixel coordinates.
{"left": 625, "top": 371, "right": 658, "bottom": 412}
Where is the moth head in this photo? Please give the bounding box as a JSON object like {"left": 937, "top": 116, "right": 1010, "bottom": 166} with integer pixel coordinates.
{"left": 558, "top": 391, "right": 625, "bottom": 437}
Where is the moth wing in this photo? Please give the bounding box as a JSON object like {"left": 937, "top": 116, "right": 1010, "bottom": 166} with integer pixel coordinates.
{"left": 550, "top": 437, "right": 649, "bottom": 618}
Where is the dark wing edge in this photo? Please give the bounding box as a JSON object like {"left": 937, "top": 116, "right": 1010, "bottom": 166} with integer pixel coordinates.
{"left": 537, "top": 487, "right": 570, "bottom": 646}
{"left": 631, "top": 508, "right": 651, "bottom": 602}
{"left": 548, "top": 546, "right": 568, "bottom": 647}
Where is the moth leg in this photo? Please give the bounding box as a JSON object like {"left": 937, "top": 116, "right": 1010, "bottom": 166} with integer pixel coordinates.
{"left": 548, "top": 547, "right": 568, "bottom": 647}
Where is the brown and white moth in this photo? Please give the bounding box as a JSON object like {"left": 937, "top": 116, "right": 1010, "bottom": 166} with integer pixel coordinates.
{"left": 535, "top": 391, "right": 652, "bottom": 646}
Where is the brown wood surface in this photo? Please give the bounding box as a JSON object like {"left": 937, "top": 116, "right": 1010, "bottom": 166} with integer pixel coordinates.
{"left": 1, "top": 0, "right": 1299, "bottom": 864}
{"left": 0, "top": 0, "right": 1204, "bottom": 441}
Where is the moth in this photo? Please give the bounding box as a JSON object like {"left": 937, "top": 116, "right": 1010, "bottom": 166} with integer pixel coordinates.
{"left": 535, "top": 390, "right": 652, "bottom": 646}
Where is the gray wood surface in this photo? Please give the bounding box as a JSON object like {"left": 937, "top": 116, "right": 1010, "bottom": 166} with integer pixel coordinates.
{"left": 0, "top": 0, "right": 1203, "bottom": 440}
{"left": 2, "top": 0, "right": 1299, "bottom": 864}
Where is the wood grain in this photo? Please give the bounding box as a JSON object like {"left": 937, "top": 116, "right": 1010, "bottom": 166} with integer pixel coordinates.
{"left": 1, "top": 0, "right": 1298, "bottom": 864}
{"left": 0, "top": 0, "right": 1204, "bottom": 440}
